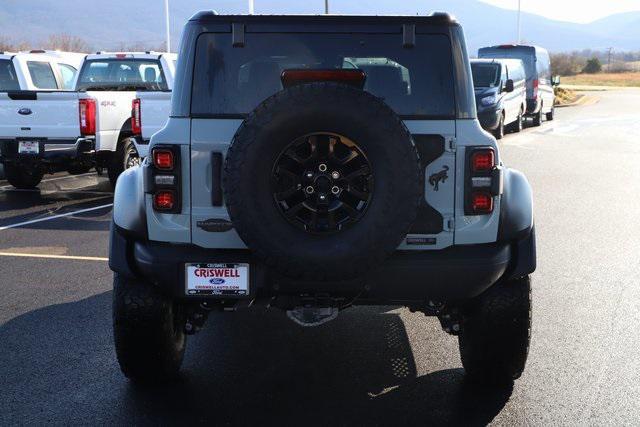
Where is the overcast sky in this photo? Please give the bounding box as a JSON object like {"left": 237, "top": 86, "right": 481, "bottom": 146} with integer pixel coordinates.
{"left": 480, "top": 0, "right": 640, "bottom": 23}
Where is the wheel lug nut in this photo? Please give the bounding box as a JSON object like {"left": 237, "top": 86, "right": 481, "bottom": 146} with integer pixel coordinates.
{"left": 318, "top": 163, "right": 327, "bottom": 172}
{"left": 319, "top": 193, "right": 327, "bottom": 201}
{"left": 331, "top": 171, "right": 340, "bottom": 179}
{"left": 305, "top": 186, "right": 315, "bottom": 194}
{"left": 331, "top": 186, "right": 340, "bottom": 195}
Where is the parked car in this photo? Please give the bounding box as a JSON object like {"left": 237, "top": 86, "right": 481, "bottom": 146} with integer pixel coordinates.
{"left": 74, "top": 52, "right": 177, "bottom": 186}
{"left": 109, "top": 13, "right": 536, "bottom": 385}
{"left": 471, "top": 58, "right": 527, "bottom": 139}
{"left": 0, "top": 50, "right": 93, "bottom": 188}
{"left": 478, "top": 44, "right": 555, "bottom": 126}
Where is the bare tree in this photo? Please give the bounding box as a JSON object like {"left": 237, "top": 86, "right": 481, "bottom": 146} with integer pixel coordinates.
{"left": 44, "top": 33, "right": 90, "bottom": 53}
{"left": 0, "top": 36, "right": 31, "bottom": 52}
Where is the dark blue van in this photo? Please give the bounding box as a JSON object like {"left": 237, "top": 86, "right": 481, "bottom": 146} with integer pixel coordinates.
{"left": 478, "top": 44, "right": 555, "bottom": 126}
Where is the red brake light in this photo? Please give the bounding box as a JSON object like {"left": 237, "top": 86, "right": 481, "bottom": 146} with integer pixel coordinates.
{"left": 79, "top": 99, "right": 96, "bottom": 136}
{"left": 471, "top": 192, "right": 494, "bottom": 213}
{"left": 471, "top": 150, "right": 495, "bottom": 172}
{"left": 153, "top": 191, "right": 175, "bottom": 210}
{"left": 153, "top": 148, "right": 174, "bottom": 170}
{"left": 532, "top": 79, "right": 539, "bottom": 99}
{"left": 281, "top": 69, "right": 367, "bottom": 89}
{"left": 132, "top": 98, "right": 141, "bottom": 135}
{"left": 116, "top": 53, "right": 127, "bottom": 59}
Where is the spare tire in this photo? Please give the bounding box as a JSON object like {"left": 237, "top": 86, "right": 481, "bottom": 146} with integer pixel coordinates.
{"left": 224, "top": 82, "right": 421, "bottom": 281}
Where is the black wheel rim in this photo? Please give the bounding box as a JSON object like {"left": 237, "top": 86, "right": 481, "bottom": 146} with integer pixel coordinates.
{"left": 271, "top": 132, "right": 373, "bottom": 233}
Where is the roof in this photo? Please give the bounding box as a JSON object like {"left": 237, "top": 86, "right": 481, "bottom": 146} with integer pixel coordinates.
{"left": 86, "top": 52, "right": 177, "bottom": 60}
{"left": 188, "top": 12, "right": 458, "bottom": 26}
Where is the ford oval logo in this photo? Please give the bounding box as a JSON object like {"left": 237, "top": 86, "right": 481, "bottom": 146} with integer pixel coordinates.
{"left": 18, "top": 108, "right": 32, "bottom": 115}
{"left": 209, "top": 278, "right": 225, "bottom": 285}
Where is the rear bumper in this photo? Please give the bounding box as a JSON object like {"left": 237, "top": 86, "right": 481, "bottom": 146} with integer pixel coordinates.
{"left": 0, "top": 138, "right": 95, "bottom": 166}
{"left": 110, "top": 223, "right": 535, "bottom": 305}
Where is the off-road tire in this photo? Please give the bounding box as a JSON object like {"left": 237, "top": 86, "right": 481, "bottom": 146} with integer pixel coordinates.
{"left": 108, "top": 137, "right": 139, "bottom": 187}
{"left": 4, "top": 164, "right": 44, "bottom": 189}
{"left": 493, "top": 112, "right": 505, "bottom": 140}
{"left": 224, "top": 82, "right": 422, "bottom": 281}
{"left": 458, "top": 275, "right": 531, "bottom": 384}
{"left": 546, "top": 107, "right": 555, "bottom": 121}
{"left": 112, "top": 273, "right": 187, "bottom": 382}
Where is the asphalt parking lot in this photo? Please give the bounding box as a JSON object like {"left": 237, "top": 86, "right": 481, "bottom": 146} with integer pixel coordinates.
{"left": 1, "top": 89, "right": 640, "bottom": 425}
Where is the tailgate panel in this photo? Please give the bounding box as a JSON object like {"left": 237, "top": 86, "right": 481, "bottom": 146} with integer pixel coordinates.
{"left": 0, "top": 91, "right": 80, "bottom": 139}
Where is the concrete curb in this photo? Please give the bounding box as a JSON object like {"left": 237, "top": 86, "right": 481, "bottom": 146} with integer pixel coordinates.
{"left": 555, "top": 94, "right": 599, "bottom": 108}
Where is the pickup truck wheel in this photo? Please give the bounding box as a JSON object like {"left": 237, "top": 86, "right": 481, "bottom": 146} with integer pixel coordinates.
{"left": 112, "top": 273, "right": 187, "bottom": 382}
{"left": 458, "top": 276, "right": 531, "bottom": 384}
{"left": 224, "top": 82, "right": 421, "bottom": 280}
{"left": 4, "top": 164, "right": 44, "bottom": 189}
{"left": 108, "top": 137, "right": 139, "bottom": 187}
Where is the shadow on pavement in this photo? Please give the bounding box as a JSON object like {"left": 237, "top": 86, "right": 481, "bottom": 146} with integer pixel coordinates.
{"left": 0, "top": 293, "right": 512, "bottom": 425}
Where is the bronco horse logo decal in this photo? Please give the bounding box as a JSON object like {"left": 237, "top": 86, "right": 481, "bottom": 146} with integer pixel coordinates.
{"left": 429, "top": 165, "right": 449, "bottom": 191}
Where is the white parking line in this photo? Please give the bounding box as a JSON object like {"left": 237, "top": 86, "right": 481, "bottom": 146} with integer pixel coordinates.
{"left": 0, "top": 203, "right": 113, "bottom": 231}
{"left": 0, "top": 172, "right": 97, "bottom": 190}
{"left": 0, "top": 252, "right": 107, "bottom": 262}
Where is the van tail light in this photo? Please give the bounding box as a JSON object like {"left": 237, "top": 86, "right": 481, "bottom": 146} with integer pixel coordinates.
{"left": 153, "top": 190, "right": 175, "bottom": 211}
{"left": 79, "top": 99, "right": 96, "bottom": 136}
{"left": 131, "top": 98, "right": 142, "bottom": 135}
{"left": 150, "top": 145, "right": 181, "bottom": 213}
{"left": 466, "top": 148, "right": 500, "bottom": 215}
{"left": 532, "top": 79, "right": 539, "bottom": 100}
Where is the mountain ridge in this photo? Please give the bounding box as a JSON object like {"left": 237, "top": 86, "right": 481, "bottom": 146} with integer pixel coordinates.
{"left": 0, "top": 0, "right": 638, "bottom": 53}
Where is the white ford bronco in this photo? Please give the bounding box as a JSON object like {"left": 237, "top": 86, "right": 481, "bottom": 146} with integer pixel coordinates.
{"left": 109, "top": 13, "right": 536, "bottom": 384}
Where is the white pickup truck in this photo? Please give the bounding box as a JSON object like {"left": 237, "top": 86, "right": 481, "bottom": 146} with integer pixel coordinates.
{"left": 0, "top": 51, "right": 91, "bottom": 188}
{"left": 74, "top": 52, "right": 176, "bottom": 186}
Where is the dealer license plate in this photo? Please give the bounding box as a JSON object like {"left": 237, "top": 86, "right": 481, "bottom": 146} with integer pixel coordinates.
{"left": 18, "top": 141, "right": 39, "bottom": 155}
{"left": 185, "top": 263, "right": 249, "bottom": 296}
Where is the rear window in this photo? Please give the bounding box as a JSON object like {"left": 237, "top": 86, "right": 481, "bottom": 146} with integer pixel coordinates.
{"left": 191, "top": 33, "right": 455, "bottom": 119}
{"left": 471, "top": 63, "right": 500, "bottom": 88}
{"left": 27, "top": 61, "right": 58, "bottom": 89}
{"left": 0, "top": 59, "right": 20, "bottom": 91}
{"left": 479, "top": 47, "right": 535, "bottom": 78}
{"left": 76, "top": 59, "right": 168, "bottom": 91}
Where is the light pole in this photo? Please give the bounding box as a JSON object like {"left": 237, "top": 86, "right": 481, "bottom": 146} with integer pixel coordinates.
{"left": 517, "top": 0, "right": 522, "bottom": 44}
{"left": 249, "top": 0, "right": 255, "bottom": 14}
{"left": 164, "top": 0, "right": 171, "bottom": 52}
{"left": 325, "top": 0, "right": 329, "bottom": 14}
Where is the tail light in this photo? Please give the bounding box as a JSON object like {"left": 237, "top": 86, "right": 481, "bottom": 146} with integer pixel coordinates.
{"left": 466, "top": 148, "right": 500, "bottom": 215}
{"left": 153, "top": 190, "right": 176, "bottom": 210}
{"left": 153, "top": 148, "right": 174, "bottom": 170}
{"left": 471, "top": 150, "right": 495, "bottom": 172}
{"left": 281, "top": 69, "right": 367, "bottom": 89}
{"left": 150, "top": 146, "right": 181, "bottom": 213}
{"left": 532, "top": 79, "right": 539, "bottom": 100}
{"left": 131, "top": 98, "right": 141, "bottom": 135}
{"left": 471, "top": 192, "right": 493, "bottom": 213}
{"left": 79, "top": 99, "right": 96, "bottom": 136}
